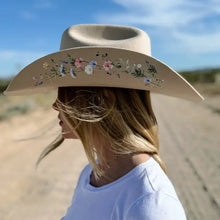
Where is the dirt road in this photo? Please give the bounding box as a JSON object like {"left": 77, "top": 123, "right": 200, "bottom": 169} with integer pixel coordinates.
{"left": 0, "top": 94, "right": 219, "bottom": 220}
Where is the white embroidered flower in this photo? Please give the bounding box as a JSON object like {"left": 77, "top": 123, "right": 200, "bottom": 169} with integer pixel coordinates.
{"left": 137, "top": 64, "right": 142, "bottom": 68}
{"left": 59, "top": 64, "right": 66, "bottom": 76}
{"left": 43, "top": 62, "right": 49, "bottom": 69}
{"left": 85, "top": 65, "right": 93, "bottom": 75}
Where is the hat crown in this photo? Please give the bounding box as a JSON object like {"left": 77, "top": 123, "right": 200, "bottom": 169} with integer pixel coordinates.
{"left": 60, "top": 24, "right": 151, "bottom": 56}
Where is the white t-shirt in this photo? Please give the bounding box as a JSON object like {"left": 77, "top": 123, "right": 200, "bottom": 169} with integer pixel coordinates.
{"left": 61, "top": 157, "right": 187, "bottom": 220}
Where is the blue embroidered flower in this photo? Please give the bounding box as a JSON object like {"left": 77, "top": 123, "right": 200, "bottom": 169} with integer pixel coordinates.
{"left": 144, "top": 77, "right": 151, "bottom": 84}
{"left": 62, "top": 61, "right": 68, "bottom": 64}
{"left": 89, "top": 60, "right": 97, "bottom": 68}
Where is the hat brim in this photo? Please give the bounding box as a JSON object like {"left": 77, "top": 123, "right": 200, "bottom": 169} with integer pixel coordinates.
{"left": 4, "top": 46, "right": 204, "bottom": 102}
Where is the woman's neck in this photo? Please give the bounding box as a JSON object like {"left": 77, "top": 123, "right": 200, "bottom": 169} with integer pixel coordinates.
{"left": 90, "top": 152, "right": 151, "bottom": 187}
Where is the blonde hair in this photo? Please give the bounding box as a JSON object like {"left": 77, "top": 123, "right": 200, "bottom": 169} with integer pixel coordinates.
{"left": 36, "top": 87, "right": 167, "bottom": 179}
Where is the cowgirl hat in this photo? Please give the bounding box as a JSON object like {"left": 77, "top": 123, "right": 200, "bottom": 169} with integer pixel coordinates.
{"left": 4, "top": 24, "right": 204, "bottom": 101}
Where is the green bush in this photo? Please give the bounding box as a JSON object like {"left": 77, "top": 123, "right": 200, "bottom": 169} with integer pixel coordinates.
{"left": 180, "top": 68, "right": 220, "bottom": 84}
{"left": 0, "top": 103, "right": 31, "bottom": 121}
{"left": 0, "top": 78, "right": 12, "bottom": 93}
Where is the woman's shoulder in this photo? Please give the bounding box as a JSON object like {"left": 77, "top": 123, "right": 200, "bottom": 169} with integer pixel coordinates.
{"left": 123, "top": 158, "right": 187, "bottom": 219}
{"left": 128, "top": 157, "right": 178, "bottom": 197}
{"left": 125, "top": 190, "right": 187, "bottom": 220}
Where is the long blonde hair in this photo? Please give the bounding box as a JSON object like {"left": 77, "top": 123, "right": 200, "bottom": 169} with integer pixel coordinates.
{"left": 36, "top": 87, "right": 167, "bottom": 179}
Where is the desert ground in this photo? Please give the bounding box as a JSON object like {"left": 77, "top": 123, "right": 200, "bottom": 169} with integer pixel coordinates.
{"left": 0, "top": 86, "right": 219, "bottom": 220}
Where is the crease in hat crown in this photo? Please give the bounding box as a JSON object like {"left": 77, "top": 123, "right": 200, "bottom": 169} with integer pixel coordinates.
{"left": 59, "top": 24, "right": 152, "bottom": 56}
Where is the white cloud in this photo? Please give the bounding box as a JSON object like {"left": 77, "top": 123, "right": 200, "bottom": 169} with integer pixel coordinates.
{"left": 96, "top": 0, "right": 220, "bottom": 54}
{"left": 173, "top": 31, "right": 220, "bottom": 53}
{"left": 210, "top": 0, "right": 220, "bottom": 13}
{"left": 33, "top": 0, "right": 53, "bottom": 9}
{"left": 19, "top": 1, "right": 54, "bottom": 20}
{"left": 0, "top": 50, "right": 46, "bottom": 63}
{"left": 0, "top": 50, "right": 46, "bottom": 77}
{"left": 97, "top": 12, "right": 206, "bottom": 28}
{"left": 20, "top": 11, "right": 36, "bottom": 20}
{"left": 105, "top": 0, "right": 215, "bottom": 28}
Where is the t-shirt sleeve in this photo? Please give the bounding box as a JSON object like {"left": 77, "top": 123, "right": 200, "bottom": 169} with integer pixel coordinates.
{"left": 125, "top": 192, "right": 187, "bottom": 220}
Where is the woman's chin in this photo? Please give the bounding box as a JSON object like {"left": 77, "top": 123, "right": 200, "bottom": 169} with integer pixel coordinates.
{"left": 62, "top": 133, "right": 71, "bottom": 139}
{"left": 62, "top": 131, "right": 79, "bottom": 139}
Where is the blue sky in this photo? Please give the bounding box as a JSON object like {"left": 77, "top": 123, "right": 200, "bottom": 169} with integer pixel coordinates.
{"left": 1, "top": 0, "right": 220, "bottom": 78}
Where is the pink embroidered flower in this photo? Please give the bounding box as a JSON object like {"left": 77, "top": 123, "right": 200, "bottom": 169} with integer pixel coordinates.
{"left": 75, "top": 57, "right": 85, "bottom": 68}
{"left": 103, "top": 61, "right": 113, "bottom": 71}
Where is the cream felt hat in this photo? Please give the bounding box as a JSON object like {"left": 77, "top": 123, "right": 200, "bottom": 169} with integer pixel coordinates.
{"left": 4, "top": 24, "right": 204, "bottom": 101}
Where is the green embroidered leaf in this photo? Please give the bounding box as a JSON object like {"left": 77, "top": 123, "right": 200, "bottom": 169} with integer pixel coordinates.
{"left": 113, "top": 61, "right": 122, "bottom": 68}
{"left": 148, "top": 65, "right": 157, "bottom": 73}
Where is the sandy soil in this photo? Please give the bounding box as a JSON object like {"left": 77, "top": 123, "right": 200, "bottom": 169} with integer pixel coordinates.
{"left": 0, "top": 93, "right": 219, "bottom": 220}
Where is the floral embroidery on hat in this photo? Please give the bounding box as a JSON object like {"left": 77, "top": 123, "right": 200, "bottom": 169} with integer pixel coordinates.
{"left": 85, "top": 65, "right": 93, "bottom": 75}
{"left": 34, "top": 52, "right": 163, "bottom": 87}
{"left": 144, "top": 77, "right": 151, "bottom": 84}
{"left": 43, "top": 62, "right": 49, "bottom": 69}
{"left": 137, "top": 64, "right": 142, "bottom": 68}
{"left": 59, "top": 64, "right": 66, "bottom": 76}
{"left": 103, "top": 61, "right": 113, "bottom": 71}
{"left": 75, "top": 57, "right": 85, "bottom": 68}
{"left": 70, "top": 68, "right": 77, "bottom": 78}
{"left": 89, "top": 60, "right": 97, "bottom": 68}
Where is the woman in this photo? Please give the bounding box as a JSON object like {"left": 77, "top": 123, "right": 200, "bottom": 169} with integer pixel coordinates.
{"left": 4, "top": 24, "right": 204, "bottom": 219}
{"left": 50, "top": 87, "right": 186, "bottom": 219}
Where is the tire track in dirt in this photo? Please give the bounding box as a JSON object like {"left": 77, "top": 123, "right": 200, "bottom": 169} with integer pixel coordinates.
{"left": 151, "top": 94, "right": 220, "bottom": 220}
